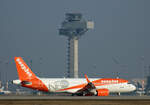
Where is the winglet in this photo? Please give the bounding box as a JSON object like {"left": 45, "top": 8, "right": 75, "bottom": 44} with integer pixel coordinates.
{"left": 85, "top": 74, "right": 90, "bottom": 83}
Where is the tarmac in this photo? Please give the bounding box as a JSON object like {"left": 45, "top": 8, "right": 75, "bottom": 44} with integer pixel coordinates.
{"left": 0, "top": 95, "right": 150, "bottom": 105}
{"left": 0, "top": 95, "right": 150, "bottom": 100}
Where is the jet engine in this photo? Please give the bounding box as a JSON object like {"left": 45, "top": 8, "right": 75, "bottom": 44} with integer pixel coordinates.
{"left": 96, "top": 89, "right": 109, "bottom": 96}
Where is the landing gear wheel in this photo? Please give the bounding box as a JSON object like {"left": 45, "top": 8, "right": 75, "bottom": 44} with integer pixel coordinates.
{"left": 117, "top": 92, "right": 121, "bottom": 96}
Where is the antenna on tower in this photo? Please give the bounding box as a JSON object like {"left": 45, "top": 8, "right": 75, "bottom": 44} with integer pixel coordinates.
{"left": 59, "top": 13, "right": 94, "bottom": 78}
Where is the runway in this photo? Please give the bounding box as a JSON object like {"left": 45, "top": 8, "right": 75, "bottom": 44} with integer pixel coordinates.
{"left": 0, "top": 95, "right": 150, "bottom": 105}
{"left": 0, "top": 95, "right": 150, "bottom": 100}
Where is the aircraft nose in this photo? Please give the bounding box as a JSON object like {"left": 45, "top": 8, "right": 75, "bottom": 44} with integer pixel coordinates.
{"left": 131, "top": 84, "right": 136, "bottom": 91}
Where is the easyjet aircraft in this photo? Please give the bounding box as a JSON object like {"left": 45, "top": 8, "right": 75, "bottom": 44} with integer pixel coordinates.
{"left": 12, "top": 57, "right": 136, "bottom": 96}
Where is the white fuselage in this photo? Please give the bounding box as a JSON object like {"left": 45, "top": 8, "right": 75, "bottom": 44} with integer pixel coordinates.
{"left": 13, "top": 78, "right": 136, "bottom": 93}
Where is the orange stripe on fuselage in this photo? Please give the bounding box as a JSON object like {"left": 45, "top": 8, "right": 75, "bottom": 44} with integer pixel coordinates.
{"left": 57, "top": 78, "right": 128, "bottom": 92}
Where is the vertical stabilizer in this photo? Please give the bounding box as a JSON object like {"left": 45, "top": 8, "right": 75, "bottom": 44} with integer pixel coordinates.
{"left": 14, "top": 57, "right": 36, "bottom": 81}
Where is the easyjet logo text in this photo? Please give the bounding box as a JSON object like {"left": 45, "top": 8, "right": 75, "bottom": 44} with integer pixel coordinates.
{"left": 101, "top": 80, "right": 119, "bottom": 84}
{"left": 16, "top": 58, "right": 32, "bottom": 77}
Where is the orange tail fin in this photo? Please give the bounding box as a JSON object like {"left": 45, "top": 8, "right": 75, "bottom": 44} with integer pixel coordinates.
{"left": 14, "top": 57, "right": 37, "bottom": 81}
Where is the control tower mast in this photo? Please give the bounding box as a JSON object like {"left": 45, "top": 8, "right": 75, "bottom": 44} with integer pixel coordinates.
{"left": 59, "top": 13, "right": 94, "bottom": 78}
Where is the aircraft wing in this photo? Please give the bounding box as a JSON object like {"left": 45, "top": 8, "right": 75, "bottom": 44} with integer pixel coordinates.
{"left": 76, "top": 82, "right": 97, "bottom": 96}
{"left": 75, "top": 75, "right": 109, "bottom": 96}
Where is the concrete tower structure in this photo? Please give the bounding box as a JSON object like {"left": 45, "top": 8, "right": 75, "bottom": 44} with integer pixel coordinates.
{"left": 59, "top": 13, "right": 94, "bottom": 78}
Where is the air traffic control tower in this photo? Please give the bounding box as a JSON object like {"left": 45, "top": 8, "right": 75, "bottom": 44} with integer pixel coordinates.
{"left": 59, "top": 13, "right": 94, "bottom": 78}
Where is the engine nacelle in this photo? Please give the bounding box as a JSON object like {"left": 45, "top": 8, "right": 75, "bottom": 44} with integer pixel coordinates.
{"left": 96, "top": 89, "right": 109, "bottom": 96}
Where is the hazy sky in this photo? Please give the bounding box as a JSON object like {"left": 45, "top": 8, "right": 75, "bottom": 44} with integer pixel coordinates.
{"left": 0, "top": 0, "right": 150, "bottom": 82}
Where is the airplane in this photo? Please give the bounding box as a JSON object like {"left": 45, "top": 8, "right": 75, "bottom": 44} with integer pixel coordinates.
{"left": 12, "top": 57, "right": 136, "bottom": 96}
{"left": 0, "top": 86, "right": 11, "bottom": 94}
